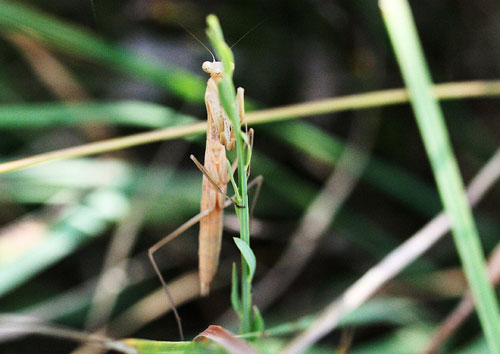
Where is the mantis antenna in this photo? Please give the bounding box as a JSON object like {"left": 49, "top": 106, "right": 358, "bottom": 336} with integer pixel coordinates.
{"left": 230, "top": 18, "right": 270, "bottom": 49}
{"left": 178, "top": 23, "right": 216, "bottom": 62}
{"left": 179, "top": 19, "right": 268, "bottom": 60}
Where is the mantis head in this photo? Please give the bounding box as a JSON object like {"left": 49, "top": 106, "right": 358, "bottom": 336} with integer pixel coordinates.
{"left": 202, "top": 61, "right": 235, "bottom": 77}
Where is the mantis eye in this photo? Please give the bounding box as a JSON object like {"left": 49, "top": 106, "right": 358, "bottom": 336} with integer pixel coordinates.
{"left": 202, "top": 61, "right": 213, "bottom": 73}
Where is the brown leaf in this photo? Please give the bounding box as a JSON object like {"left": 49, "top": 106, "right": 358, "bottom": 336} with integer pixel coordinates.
{"left": 194, "top": 325, "right": 258, "bottom": 354}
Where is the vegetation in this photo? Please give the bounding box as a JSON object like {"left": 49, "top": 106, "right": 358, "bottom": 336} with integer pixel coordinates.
{"left": 0, "top": 0, "right": 499, "bottom": 353}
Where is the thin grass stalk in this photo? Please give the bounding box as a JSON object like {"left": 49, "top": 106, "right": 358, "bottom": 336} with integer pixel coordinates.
{"left": 380, "top": 0, "right": 500, "bottom": 352}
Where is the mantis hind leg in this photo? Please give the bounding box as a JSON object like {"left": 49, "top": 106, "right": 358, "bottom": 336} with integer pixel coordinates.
{"left": 148, "top": 208, "right": 212, "bottom": 341}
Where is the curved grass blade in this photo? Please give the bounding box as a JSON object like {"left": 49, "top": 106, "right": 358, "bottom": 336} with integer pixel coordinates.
{"left": 233, "top": 238, "right": 256, "bottom": 280}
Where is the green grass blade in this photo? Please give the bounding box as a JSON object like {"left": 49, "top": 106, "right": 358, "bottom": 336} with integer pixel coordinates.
{"left": 0, "top": 81, "right": 499, "bottom": 129}
{"left": 233, "top": 238, "right": 256, "bottom": 279}
{"left": 0, "top": 101, "right": 195, "bottom": 129}
{"left": 240, "top": 297, "right": 427, "bottom": 340}
{"left": 380, "top": 0, "right": 500, "bottom": 352}
{"left": 231, "top": 263, "right": 242, "bottom": 317}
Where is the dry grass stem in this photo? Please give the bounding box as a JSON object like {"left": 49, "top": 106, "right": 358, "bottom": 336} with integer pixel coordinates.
{"left": 0, "top": 81, "right": 499, "bottom": 175}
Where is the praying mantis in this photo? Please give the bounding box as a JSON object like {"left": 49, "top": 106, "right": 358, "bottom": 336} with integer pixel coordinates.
{"left": 148, "top": 51, "right": 261, "bottom": 338}
{"left": 196, "top": 59, "right": 245, "bottom": 296}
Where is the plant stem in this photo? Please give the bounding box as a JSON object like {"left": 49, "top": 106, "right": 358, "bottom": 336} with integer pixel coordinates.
{"left": 235, "top": 115, "right": 252, "bottom": 334}
{"left": 235, "top": 132, "right": 252, "bottom": 333}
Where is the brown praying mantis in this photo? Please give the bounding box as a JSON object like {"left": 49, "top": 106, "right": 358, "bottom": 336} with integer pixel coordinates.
{"left": 148, "top": 46, "right": 262, "bottom": 339}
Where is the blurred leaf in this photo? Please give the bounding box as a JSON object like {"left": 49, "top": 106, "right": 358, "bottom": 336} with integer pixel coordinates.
{"left": 259, "top": 297, "right": 427, "bottom": 338}
{"left": 0, "top": 1, "right": 205, "bottom": 102}
{"left": 124, "top": 338, "right": 227, "bottom": 354}
{"left": 252, "top": 306, "right": 265, "bottom": 333}
{"left": 349, "top": 325, "right": 433, "bottom": 354}
{"left": 0, "top": 101, "right": 195, "bottom": 129}
{"left": 0, "top": 187, "right": 129, "bottom": 297}
{"left": 455, "top": 337, "right": 488, "bottom": 354}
